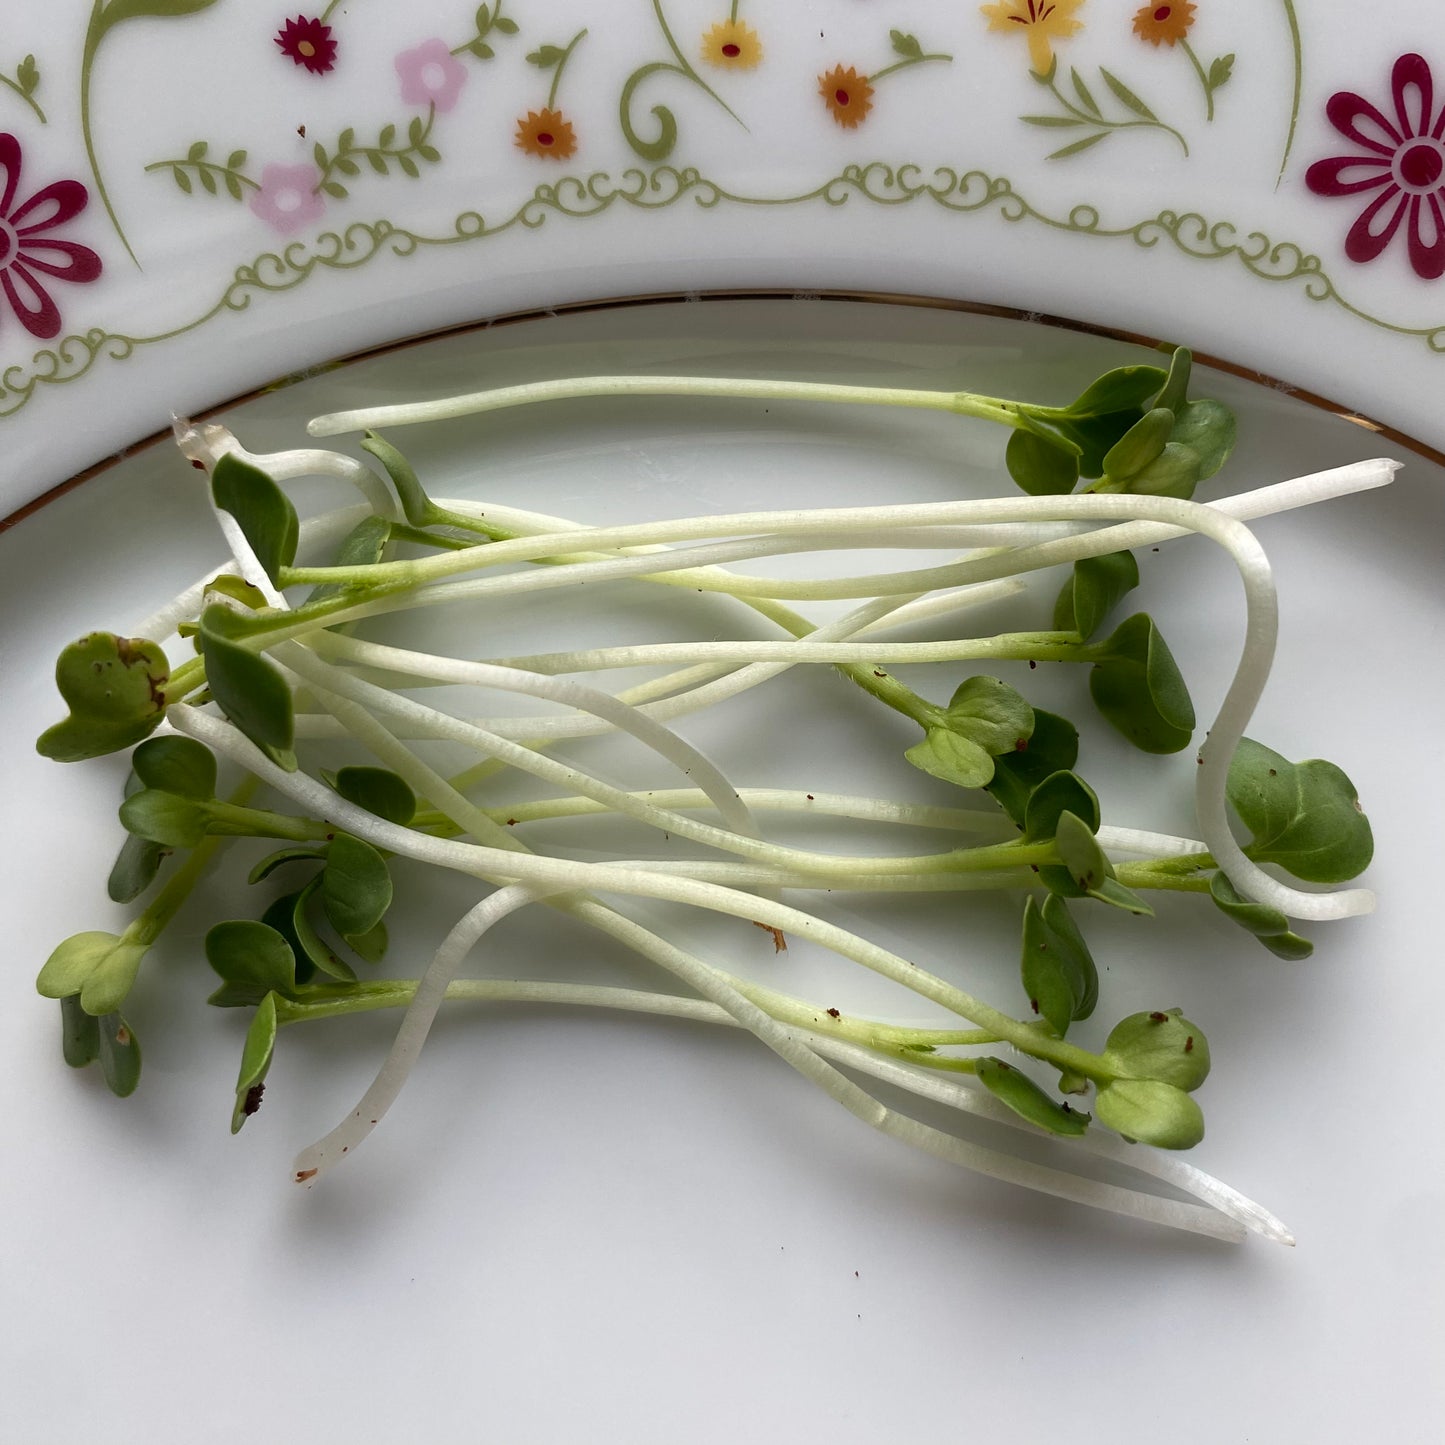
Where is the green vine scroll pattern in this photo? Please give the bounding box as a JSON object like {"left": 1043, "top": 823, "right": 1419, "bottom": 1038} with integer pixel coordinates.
{"left": 81, "top": 0, "right": 225, "bottom": 268}
{"left": 5, "top": 162, "right": 1445, "bottom": 423}
{"left": 620, "top": 0, "right": 746, "bottom": 160}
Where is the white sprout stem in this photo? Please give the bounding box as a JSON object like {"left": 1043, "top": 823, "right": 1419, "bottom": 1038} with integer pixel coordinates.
{"left": 176, "top": 706, "right": 1240, "bottom": 1238}
{"left": 292, "top": 884, "right": 549, "bottom": 1184}
{"left": 168, "top": 707, "right": 1092, "bottom": 1054}
{"left": 289, "top": 486, "right": 1389, "bottom": 916}
{"left": 320, "top": 627, "right": 1075, "bottom": 682}
{"left": 290, "top": 640, "right": 760, "bottom": 844}
{"left": 291, "top": 583, "right": 1025, "bottom": 744}
{"left": 274, "top": 651, "right": 1040, "bottom": 883}
{"left": 451, "top": 788, "right": 1204, "bottom": 858}
{"left": 391, "top": 977, "right": 1278, "bottom": 1242}
{"left": 306, "top": 373, "right": 974, "bottom": 436}
{"left": 284, "top": 460, "right": 1399, "bottom": 598}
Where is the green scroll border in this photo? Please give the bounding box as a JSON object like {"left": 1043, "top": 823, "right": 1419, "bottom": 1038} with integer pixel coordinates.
{"left": 4, "top": 161, "right": 1442, "bottom": 422}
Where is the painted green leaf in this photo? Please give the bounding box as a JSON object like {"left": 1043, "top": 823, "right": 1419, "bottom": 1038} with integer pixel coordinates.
{"left": 1086, "top": 614, "right": 1194, "bottom": 754}
{"left": 378, "top": 123, "right": 396, "bottom": 148}
{"left": 1095, "top": 1079, "right": 1202, "bottom": 1149}
{"left": 1006, "top": 427, "right": 1079, "bottom": 495}
{"left": 1020, "top": 893, "right": 1097, "bottom": 1034}
{"left": 60, "top": 995, "right": 101, "bottom": 1069}
{"left": 1099, "top": 67, "right": 1158, "bottom": 121}
{"left": 527, "top": 44, "right": 566, "bottom": 68}
{"left": 322, "top": 833, "right": 393, "bottom": 938}
{"left": 232, "top": 993, "right": 278, "bottom": 1133}
{"left": 98, "top": 1013, "right": 142, "bottom": 1097}
{"left": 977, "top": 1057, "right": 1090, "bottom": 1136}
{"left": 1047, "top": 131, "right": 1110, "bottom": 160}
{"left": 397, "top": 155, "right": 420, "bottom": 178}
{"left": 99, "top": 0, "right": 222, "bottom": 32}
{"left": 984, "top": 710, "right": 1080, "bottom": 825}
{"left": 1209, "top": 872, "right": 1313, "bottom": 960}
{"left": 1053, "top": 549, "right": 1139, "bottom": 639}
{"left": 1227, "top": 738, "right": 1373, "bottom": 883}
{"left": 1208, "top": 54, "right": 1235, "bottom": 90}
{"left": 210, "top": 453, "right": 298, "bottom": 587}
{"left": 198, "top": 606, "right": 295, "bottom": 765}
{"left": 493, "top": 15, "right": 518, "bottom": 34}
{"left": 904, "top": 728, "right": 995, "bottom": 789}
{"left": 890, "top": 30, "right": 924, "bottom": 61}
{"left": 1069, "top": 66, "right": 1101, "bottom": 115}
{"left": 17, "top": 54, "right": 39, "bottom": 95}
{"left": 36, "top": 632, "right": 169, "bottom": 761}
{"left": 1021, "top": 115, "right": 1087, "bottom": 128}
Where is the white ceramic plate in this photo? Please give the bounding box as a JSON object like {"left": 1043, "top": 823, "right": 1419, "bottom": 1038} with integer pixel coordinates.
{"left": 8, "top": 0, "right": 1445, "bottom": 507}
{"left": 2, "top": 299, "right": 1441, "bottom": 1443}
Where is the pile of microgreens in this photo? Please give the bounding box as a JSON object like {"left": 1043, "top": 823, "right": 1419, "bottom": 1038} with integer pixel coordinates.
{"left": 35, "top": 346, "right": 1389, "bottom": 1245}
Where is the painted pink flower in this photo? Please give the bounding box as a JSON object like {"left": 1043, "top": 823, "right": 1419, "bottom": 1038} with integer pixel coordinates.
{"left": 395, "top": 38, "right": 468, "bottom": 113}
{"left": 1305, "top": 52, "right": 1445, "bottom": 279}
{"left": 248, "top": 162, "right": 326, "bottom": 236}
{"left": 0, "top": 132, "right": 102, "bottom": 340}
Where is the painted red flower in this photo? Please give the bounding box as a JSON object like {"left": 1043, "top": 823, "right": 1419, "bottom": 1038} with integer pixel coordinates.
{"left": 0, "top": 133, "right": 102, "bottom": 341}
{"left": 275, "top": 15, "right": 337, "bottom": 75}
{"left": 1306, "top": 52, "right": 1445, "bottom": 279}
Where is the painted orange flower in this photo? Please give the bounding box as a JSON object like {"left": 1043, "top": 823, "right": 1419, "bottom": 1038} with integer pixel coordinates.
{"left": 818, "top": 65, "right": 874, "bottom": 129}
{"left": 514, "top": 108, "right": 577, "bottom": 161}
{"left": 1131, "top": 2, "right": 1196, "bottom": 47}
{"left": 980, "top": 0, "right": 1085, "bottom": 76}
{"left": 700, "top": 19, "right": 763, "bottom": 69}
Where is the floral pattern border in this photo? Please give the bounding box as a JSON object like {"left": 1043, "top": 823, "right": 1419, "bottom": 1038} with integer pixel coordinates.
{"left": 4, "top": 159, "right": 1445, "bottom": 421}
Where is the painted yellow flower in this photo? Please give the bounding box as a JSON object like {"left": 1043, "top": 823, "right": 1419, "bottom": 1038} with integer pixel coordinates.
{"left": 980, "top": 0, "right": 1086, "bottom": 76}
{"left": 700, "top": 19, "right": 763, "bottom": 70}
{"left": 1131, "top": 2, "right": 1195, "bottom": 48}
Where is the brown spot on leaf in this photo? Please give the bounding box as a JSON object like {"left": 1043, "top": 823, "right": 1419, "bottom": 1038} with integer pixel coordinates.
{"left": 295, "top": 1168, "right": 318, "bottom": 1182}
{"left": 1184, "top": 1036, "right": 1194, "bottom": 1053}
{"left": 242, "top": 1083, "right": 265, "bottom": 1116}
{"left": 1149, "top": 1011, "right": 1168, "bottom": 1023}
{"left": 115, "top": 1026, "right": 132, "bottom": 1046}
{"left": 826, "top": 1007, "right": 841, "bottom": 1019}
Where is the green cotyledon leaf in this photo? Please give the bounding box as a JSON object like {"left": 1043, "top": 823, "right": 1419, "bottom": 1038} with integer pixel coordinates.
{"left": 977, "top": 1057, "right": 1089, "bottom": 1136}
{"left": 36, "top": 633, "right": 169, "bottom": 762}
{"left": 1226, "top": 738, "right": 1373, "bottom": 883}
